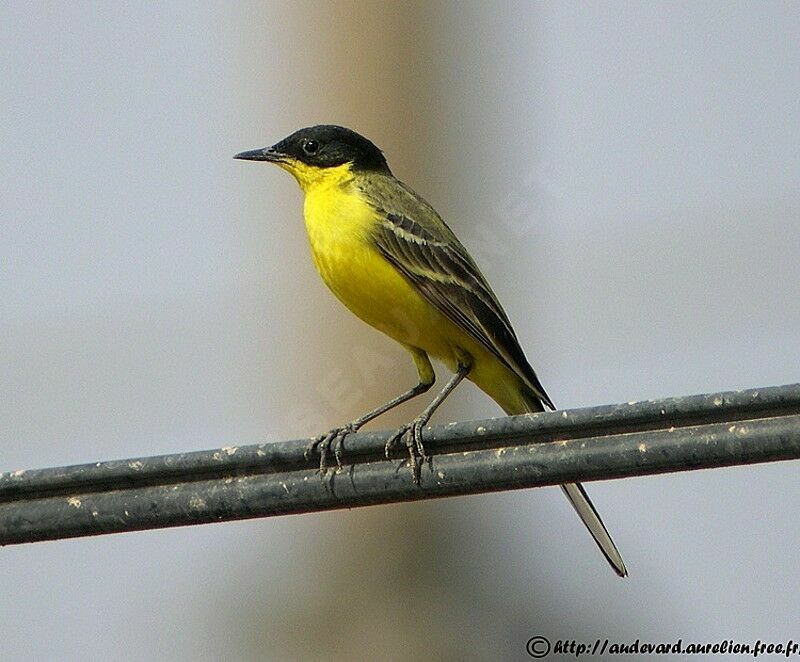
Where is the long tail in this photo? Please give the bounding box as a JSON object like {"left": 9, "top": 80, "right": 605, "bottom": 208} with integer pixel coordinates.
{"left": 511, "top": 387, "right": 627, "bottom": 577}
{"left": 561, "top": 483, "right": 627, "bottom": 577}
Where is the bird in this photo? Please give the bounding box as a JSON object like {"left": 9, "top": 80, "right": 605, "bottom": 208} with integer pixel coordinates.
{"left": 235, "top": 125, "right": 627, "bottom": 576}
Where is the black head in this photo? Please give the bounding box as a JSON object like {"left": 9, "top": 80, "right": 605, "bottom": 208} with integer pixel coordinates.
{"left": 234, "top": 125, "right": 390, "bottom": 174}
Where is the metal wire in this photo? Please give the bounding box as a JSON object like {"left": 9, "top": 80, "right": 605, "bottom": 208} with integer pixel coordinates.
{"left": 1, "top": 383, "right": 799, "bottom": 546}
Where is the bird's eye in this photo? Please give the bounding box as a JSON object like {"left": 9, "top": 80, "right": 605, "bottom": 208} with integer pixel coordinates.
{"left": 302, "top": 140, "right": 319, "bottom": 155}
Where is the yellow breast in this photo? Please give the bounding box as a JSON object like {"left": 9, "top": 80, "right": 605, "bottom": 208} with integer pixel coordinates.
{"left": 291, "top": 162, "right": 530, "bottom": 414}
{"left": 300, "top": 168, "right": 445, "bottom": 352}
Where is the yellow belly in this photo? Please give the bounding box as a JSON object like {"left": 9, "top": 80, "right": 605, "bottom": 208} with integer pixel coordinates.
{"left": 302, "top": 178, "right": 530, "bottom": 414}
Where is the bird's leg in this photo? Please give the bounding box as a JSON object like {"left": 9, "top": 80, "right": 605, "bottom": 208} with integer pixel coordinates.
{"left": 386, "top": 361, "right": 471, "bottom": 483}
{"left": 307, "top": 347, "right": 436, "bottom": 476}
{"left": 307, "top": 381, "right": 434, "bottom": 475}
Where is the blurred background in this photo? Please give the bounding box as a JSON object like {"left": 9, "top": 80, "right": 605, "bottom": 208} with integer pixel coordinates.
{"left": 2, "top": 1, "right": 799, "bottom": 660}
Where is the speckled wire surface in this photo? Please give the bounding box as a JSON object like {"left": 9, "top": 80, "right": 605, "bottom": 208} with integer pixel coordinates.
{"left": 1, "top": 383, "right": 799, "bottom": 545}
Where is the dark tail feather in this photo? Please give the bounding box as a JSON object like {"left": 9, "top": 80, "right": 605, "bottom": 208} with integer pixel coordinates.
{"left": 561, "top": 483, "right": 627, "bottom": 577}
{"left": 514, "top": 386, "right": 627, "bottom": 577}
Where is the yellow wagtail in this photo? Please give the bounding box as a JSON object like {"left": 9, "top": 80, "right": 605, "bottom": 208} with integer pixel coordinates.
{"left": 235, "top": 125, "right": 626, "bottom": 576}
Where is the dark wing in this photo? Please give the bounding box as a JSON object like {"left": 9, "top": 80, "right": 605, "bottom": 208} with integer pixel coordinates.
{"left": 365, "top": 178, "right": 554, "bottom": 410}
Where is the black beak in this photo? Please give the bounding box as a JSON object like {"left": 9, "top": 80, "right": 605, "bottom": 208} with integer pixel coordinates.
{"left": 233, "top": 146, "right": 286, "bottom": 162}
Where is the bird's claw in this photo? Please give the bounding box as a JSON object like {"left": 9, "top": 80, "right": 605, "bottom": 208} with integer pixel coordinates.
{"left": 385, "top": 417, "right": 429, "bottom": 484}
{"left": 306, "top": 423, "right": 357, "bottom": 476}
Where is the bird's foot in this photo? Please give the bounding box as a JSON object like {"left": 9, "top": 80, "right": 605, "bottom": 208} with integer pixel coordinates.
{"left": 306, "top": 422, "right": 359, "bottom": 476}
{"left": 385, "top": 416, "right": 430, "bottom": 484}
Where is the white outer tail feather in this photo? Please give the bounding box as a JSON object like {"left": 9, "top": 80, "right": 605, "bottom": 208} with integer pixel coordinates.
{"left": 561, "top": 482, "right": 627, "bottom": 577}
